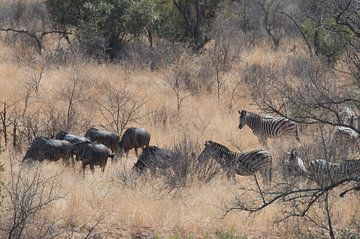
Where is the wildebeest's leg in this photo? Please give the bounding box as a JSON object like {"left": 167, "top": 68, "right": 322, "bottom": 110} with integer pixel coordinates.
{"left": 90, "top": 164, "right": 95, "bottom": 174}
{"left": 101, "top": 163, "right": 106, "bottom": 173}
{"left": 69, "top": 153, "right": 75, "bottom": 167}
{"left": 82, "top": 162, "right": 86, "bottom": 176}
{"left": 135, "top": 148, "right": 138, "bottom": 157}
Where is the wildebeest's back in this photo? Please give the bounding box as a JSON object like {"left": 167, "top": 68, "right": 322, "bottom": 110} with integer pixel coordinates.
{"left": 133, "top": 146, "right": 173, "bottom": 173}
{"left": 84, "top": 128, "right": 119, "bottom": 151}
{"left": 23, "top": 137, "right": 73, "bottom": 162}
{"left": 120, "top": 127, "right": 151, "bottom": 151}
{"left": 73, "top": 142, "right": 113, "bottom": 165}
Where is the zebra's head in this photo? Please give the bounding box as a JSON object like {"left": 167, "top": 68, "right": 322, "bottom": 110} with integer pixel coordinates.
{"left": 197, "top": 141, "right": 213, "bottom": 163}
{"left": 238, "top": 110, "right": 247, "bottom": 129}
{"left": 287, "top": 149, "right": 297, "bottom": 163}
{"left": 197, "top": 141, "right": 231, "bottom": 163}
{"left": 287, "top": 149, "right": 308, "bottom": 175}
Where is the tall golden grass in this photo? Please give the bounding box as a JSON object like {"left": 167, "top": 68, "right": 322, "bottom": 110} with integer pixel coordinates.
{"left": 0, "top": 39, "right": 359, "bottom": 238}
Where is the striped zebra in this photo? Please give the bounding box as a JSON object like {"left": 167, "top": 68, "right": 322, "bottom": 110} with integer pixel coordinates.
{"left": 333, "top": 126, "right": 359, "bottom": 157}
{"left": 284, "top": 149, "right": 308, "bottom": 179}
{"left": 339, "top": 106, "right": 357, "bottom": 125}
{"left": 238, "top": 110, "right": 300, "bottom": 147}
{"left": 333, "top": 109, "right": 359, "bottom": 159}
{"left": 197, "top": 141, "right": 272, "bottom": 184}
{"left": 287, "top": 150, "right": 360, "bottom": 187}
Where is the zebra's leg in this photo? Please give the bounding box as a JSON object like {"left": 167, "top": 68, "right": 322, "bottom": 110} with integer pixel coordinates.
{"left": 259, "top": 136, "right": 268, "bottom": 148}
{"left": 253, "top": 174, "right": 266, "bottom": 203}
{"left": 226, "top": 170, "right": 236, "bottom": 182}
{"left": 295, "top": 125, "right": 301, "bottom": 143}
{"left": 260, "top": 165, "right": 272, "bottom": 186}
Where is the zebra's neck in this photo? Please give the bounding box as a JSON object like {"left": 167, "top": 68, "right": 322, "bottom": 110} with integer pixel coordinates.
{"left": 213, "top": 146, "right": 239, "bottom": 166}
{"left": 246, "top": 113, "right": 261, "bottom": 132}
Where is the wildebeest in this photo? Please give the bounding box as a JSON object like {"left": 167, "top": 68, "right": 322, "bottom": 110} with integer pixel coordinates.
{"left": 132, "top": 146, "right": 173, "bottom": 174}
{"left": 119, "top": 127, "right": 151, "bottom": 157}
{"left": 73, "top": 142, "right": 114, "bottom": 176}
{"left": 84, "top": 128, "right": 120, "bottom": 152}
{"left": 55, "top": 130, "right": 91, "bottom": 144}
{"left": 23, "top": 137, "right": 74, "bottom": 165}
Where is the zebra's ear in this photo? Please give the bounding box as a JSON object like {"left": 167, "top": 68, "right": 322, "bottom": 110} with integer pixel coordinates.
{"left": 238, "top": 110, "right": 241, "bottom": 114}
{"left": 205, "top": 141, "right": 210, "bottom": 146}
{"left": 286, "top": 151, "right": 291, "bottom": 156}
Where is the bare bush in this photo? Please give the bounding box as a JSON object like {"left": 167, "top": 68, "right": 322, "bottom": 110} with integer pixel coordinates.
{"left": 0, "top": 157, "right": 63, "bottom": 239}
{"left": 0, "top": 0, "right": 70, "bottom": 57}
{"left": 164, "top": 66, "right": 191, "bottom": 114}
{"left": 147, "top": 105, "right": 179, "bottom": 128}
{"left": 95, "top": 84, "right": 147, "bottom": 135}
{"left": 120, "top": 41, "right": 180, "bottom": 70}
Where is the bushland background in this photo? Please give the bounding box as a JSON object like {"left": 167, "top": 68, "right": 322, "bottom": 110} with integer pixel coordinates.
{"left": 0, "top": 0, "right": 359, "bottom": 238}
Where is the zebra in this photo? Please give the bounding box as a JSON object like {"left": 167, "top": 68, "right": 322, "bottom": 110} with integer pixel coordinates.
{"left": 339, "top": 106, "right": 357, "bottom": 125}
{"left": 197, "top": 140, "right": 272, "bottom": 184}
{"left": 284, "top": 149, "right": 308, "bottom": 178}
{"left": 287, "top": 150, "right": 360, "bottom": 188}
{"left": 333, "top": 108, "right": 360, "bottom": 159}
{"left": 238, "top": 110, "right": 300, "bottom": 147}
{"left": 333, "top": 126, "right": 359, "bottom": 158}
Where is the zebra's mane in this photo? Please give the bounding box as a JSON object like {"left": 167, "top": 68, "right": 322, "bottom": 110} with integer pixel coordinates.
{"left": 206, "top": 141, "right": 240, "bottom": 159}
{"left": 245, "top": 111, "right": 261, "bottom": 119}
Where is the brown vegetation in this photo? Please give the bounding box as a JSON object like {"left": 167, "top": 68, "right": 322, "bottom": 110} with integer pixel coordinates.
{"left": 0, "top": 0, "right": 359, "bottom": 238}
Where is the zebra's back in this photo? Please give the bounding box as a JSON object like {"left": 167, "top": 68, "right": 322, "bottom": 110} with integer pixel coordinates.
{"left": 235, "top": 150, "right": 272, "bottom": 175}
{"left": 308, "top": 159, "right": 360, "bottom": 186}
{"left": 260, "top": 118, "right": 298, "bottom": 139}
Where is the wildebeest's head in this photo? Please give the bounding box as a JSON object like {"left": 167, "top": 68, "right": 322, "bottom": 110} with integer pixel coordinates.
{"left": 238, "top": 110, "right": 247, "bottom": 129}
{"left": 55, "top": 130, "right": 67, "bottom": 140}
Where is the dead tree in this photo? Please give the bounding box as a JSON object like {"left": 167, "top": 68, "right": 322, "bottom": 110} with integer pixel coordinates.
{"left": 0, "top": 157, "right": 63, "bottom": 238}
{"left": 0, "top": 101, "right": 16, "bottom": 147}
{"left": 223, "top": 177, "right": 359, "bottom": 239}
{"left": 164, "top": 70, "right": 191, "bottom": 114}
{"left": 95, "top": 85, "right": 147, "bottom": 135}
{"left": 255, "top": 0, "right": 284, "bottom": 50}
{"left": 173, "top": 0, "right": 219, "bottom": 51}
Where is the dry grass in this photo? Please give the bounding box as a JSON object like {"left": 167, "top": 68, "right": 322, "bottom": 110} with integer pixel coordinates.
{"left": 0, "top": 39, "right": 359, "bottom": 238}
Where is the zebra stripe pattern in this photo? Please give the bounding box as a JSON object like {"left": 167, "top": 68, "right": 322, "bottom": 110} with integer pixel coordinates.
{"left": 334, "top": 127, "right": 359, "bottom": 148}
{"left": 197, "top": 141, "right": 272, "bottom": 184}
{"left": 333, "top": 107, "right": 359, "bottom": 158}
{"left": 339, "top": 106, "right": 357, "bottom": 125}
{"left": 287, "top": 150, "right": 360, "bottom": 187}
{"left": 238, "top": 110, "right": 300, "bottom": 146}
{"left": 285, "top": 149, "right": 308, "bottom": 178}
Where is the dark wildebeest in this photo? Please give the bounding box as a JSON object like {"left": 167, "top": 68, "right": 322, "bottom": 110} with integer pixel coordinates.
{"left": 132, "top": 146, "right": 173, "bottom": 175}
{"left": 84, "top": 128, "right": 120, "bottom": 153}
{"left": 73, "top": 142, "right": 114, "bottom": 176}
{"left": 55, "top": 131, "right": 92, "bottom": 165}
{"left": 55, "top": 130, "right": 91, "bottom": 144}
{"left": 119, "top": 127, "right": 151, "bottom": 158}
{"left": 23, "top": 137, "right": 73, "bottom": 165}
